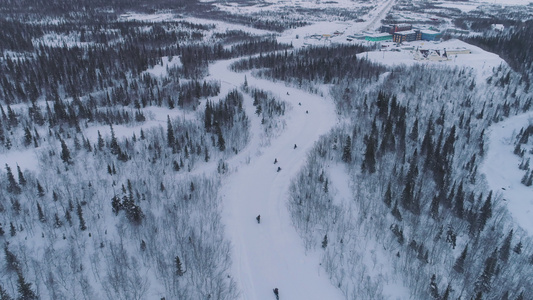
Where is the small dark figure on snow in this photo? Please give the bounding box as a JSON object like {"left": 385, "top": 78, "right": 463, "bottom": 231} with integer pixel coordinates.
{"left": 277, "top": 166, "right": 281, "bottom": 172}
{"left": 286, "top": 92, "right": 290, "bottom": 95}
{"left": 274, "top": 158, "right": 278, "bottom": 164}
{"left": 298, "top": 102, "right": 301, "bottom": 106}
{"left": 293, "top": 144, "right": 297, "bottom": 149}
{"left": 256, "top": 215, "right": 261, "bottom": 224}
{"left": 273, "top": 288, "right": 279, "bottom": 300}
{"left": 306, "top": 110, "right": 308, "bottom": 114}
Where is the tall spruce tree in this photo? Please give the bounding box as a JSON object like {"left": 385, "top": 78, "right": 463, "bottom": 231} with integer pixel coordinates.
{"left": 175, "top": 256, "right": 185, "bottom": 276}
{"left": 4, "top": 244, "right": 19, "bottom": 272}
{"left": 475, "top": 248, "right": 498, "bottom": 294}
{"left": 384, "top": 182, "right": 392, "bottom": 207}
{"left": 362, "top": 134, "right": 376, "bottom": 173}
{"left": 478, "top": 191, "right": 493, "bottom": 232}
{"left": 0, "top": 283, "right": 13, "bottom": 300}
{"left": 499, "top": 229, "right": 513, "bottom": 262}
{"left": 216, "top": 123, "right": 225, "bottom": 151}
{"left": 16, "top": 166, "right": 25, "bottom": 186}
{"left": 16, "top": 271, "right": 37, "bottom": 300}
{"left": 77, "top": 203, "right": 87, "bottom": 231}
{"left": 60, "top": 139, "right": 71, "bottom": 164}
{"left": 5, "top": 164, "right": 21, "bottom": 194}
{"left": 109, "top": 125, "right": 120, "bottom": 155}
{"left": 401, "top": 150, "right": 418, "bottom": 213}
{"left": 453, "top": 244, "right": 468, "bottom": 273}
{"left": 342, "top": 135, "right": 352, "bottom": 163}
{"left": 167, "top": 115, "right": 174, "bottom": 148}
{"left": 97, "top": 130, "right": 104, "bottom": 150}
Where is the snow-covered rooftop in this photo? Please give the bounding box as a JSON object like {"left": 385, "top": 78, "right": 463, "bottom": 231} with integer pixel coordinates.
{"left": 395, "top": 30, "right": 417, "bottom": 35}
{"left": 420, "top": 30, "right": 440, "bottom": 35}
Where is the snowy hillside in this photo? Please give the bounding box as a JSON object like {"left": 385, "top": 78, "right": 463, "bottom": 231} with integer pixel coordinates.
{"left": 1, "top": 0, "right": 533, "bottom": 299}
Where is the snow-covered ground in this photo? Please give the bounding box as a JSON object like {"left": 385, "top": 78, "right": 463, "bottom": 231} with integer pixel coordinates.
{"left": 211, "top": 0, "right": 374, "bottom": 15}
{"left": 436, "top": 0, "right": 532, "bottom": 12}
{"left": 119, "top": 0, "right": 397, "bottom": 51}
{"left": 0, "top": 148, "right": 39, "bottom": 173}
{"left": 326, "top": 163, "right": 410, "bottom": 299}
{"left": 481, "top": 112, "right": 533, "bottom": 235}
{"left": 277, "top": 0, "right": 396, "bottom": 48}
{"left": 435, "top": 2, "right": 481, "bottom": 13}
{"left": 209, "top": 58, "right": 345, "bottom": 300}
{"left": 359, "top": 39, "right": 506, "bottom": 84}
{"left": 5, "top": 1, "right": 533, "bottom": 298}
{"left": 119, "top": 12, "right": 175, "bottom": 22}
{"left": 144, "top": 56, "right": 182, "bottom": 77}
{"left": 476, "top": 0, "right": 532, "bottom": 5}
{"left": 182, "top": 17, "right": 274, "bottom": 36}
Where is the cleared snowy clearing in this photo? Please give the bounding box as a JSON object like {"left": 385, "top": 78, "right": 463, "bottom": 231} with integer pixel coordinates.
{"left": 119, "top": 12, "right": 175, "bottom": 22}
{"left": 359, "top": 39, "right": 507, "bottom": 84}
{"left": 481, "top": 112, "right": 533, "bottom": 235}
{"left": 144, "top": 56, "right": 182, "bottom": 77}
{"left": 0, "top": 149, "right": 39, "bottom": 173}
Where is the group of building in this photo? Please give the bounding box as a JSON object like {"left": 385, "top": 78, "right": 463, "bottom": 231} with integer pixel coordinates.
{"left": 412, "top": 47, "right": 472, "bottom": 62}
{"left": 363, "top": 23, "right": 441, "bottom": 43}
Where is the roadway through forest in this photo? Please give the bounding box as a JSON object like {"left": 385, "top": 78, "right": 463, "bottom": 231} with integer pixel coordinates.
{"left": 364, "top": 0, "right": 397, "bottom": 31}
{"left": 209, "top": 59, "right": 344, "bottom": 300}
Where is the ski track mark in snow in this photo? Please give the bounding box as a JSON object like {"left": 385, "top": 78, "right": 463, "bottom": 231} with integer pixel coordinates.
{"left": 209, "top": 59, "right": 344, "bottom": 300}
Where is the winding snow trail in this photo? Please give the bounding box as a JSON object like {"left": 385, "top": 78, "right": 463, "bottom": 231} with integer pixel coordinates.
{"left": 481, "top": 112, "right": 533, "bottom": 235}
{"left": 209, "top": 60, "right": 344, "bottom": 300}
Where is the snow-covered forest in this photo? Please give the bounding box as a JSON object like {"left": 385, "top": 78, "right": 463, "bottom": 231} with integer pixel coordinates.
{"left": 1, "top": 0, "right": 533, "bottom": 299}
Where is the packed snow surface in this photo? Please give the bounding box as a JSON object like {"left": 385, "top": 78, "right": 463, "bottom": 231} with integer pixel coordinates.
{"left": 481, "top": 112, "right": 533, "bottom": 235}
{"left": 210, "top": 58, "right": 345, "bottom": 300}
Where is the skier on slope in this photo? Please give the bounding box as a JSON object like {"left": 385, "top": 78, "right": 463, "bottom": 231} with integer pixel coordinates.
{"left": 273, "top": 288, "right": 279, "bottom": 300}
{"left": 256, "top": 215, "right": 261, "bottom": 224}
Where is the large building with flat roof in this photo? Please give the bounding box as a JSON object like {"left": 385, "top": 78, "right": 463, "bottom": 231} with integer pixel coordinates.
{"left": 393, "top": 30, "right": 421, "bottom": 43}
{"left": 390, "top": 29, "right": 441, "bottom": 43}
{"left": 365, "top": 33, "right": 393, "bottom": 42}
{"left": 381, "top": 23, "right": 413, "bottom": 34}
